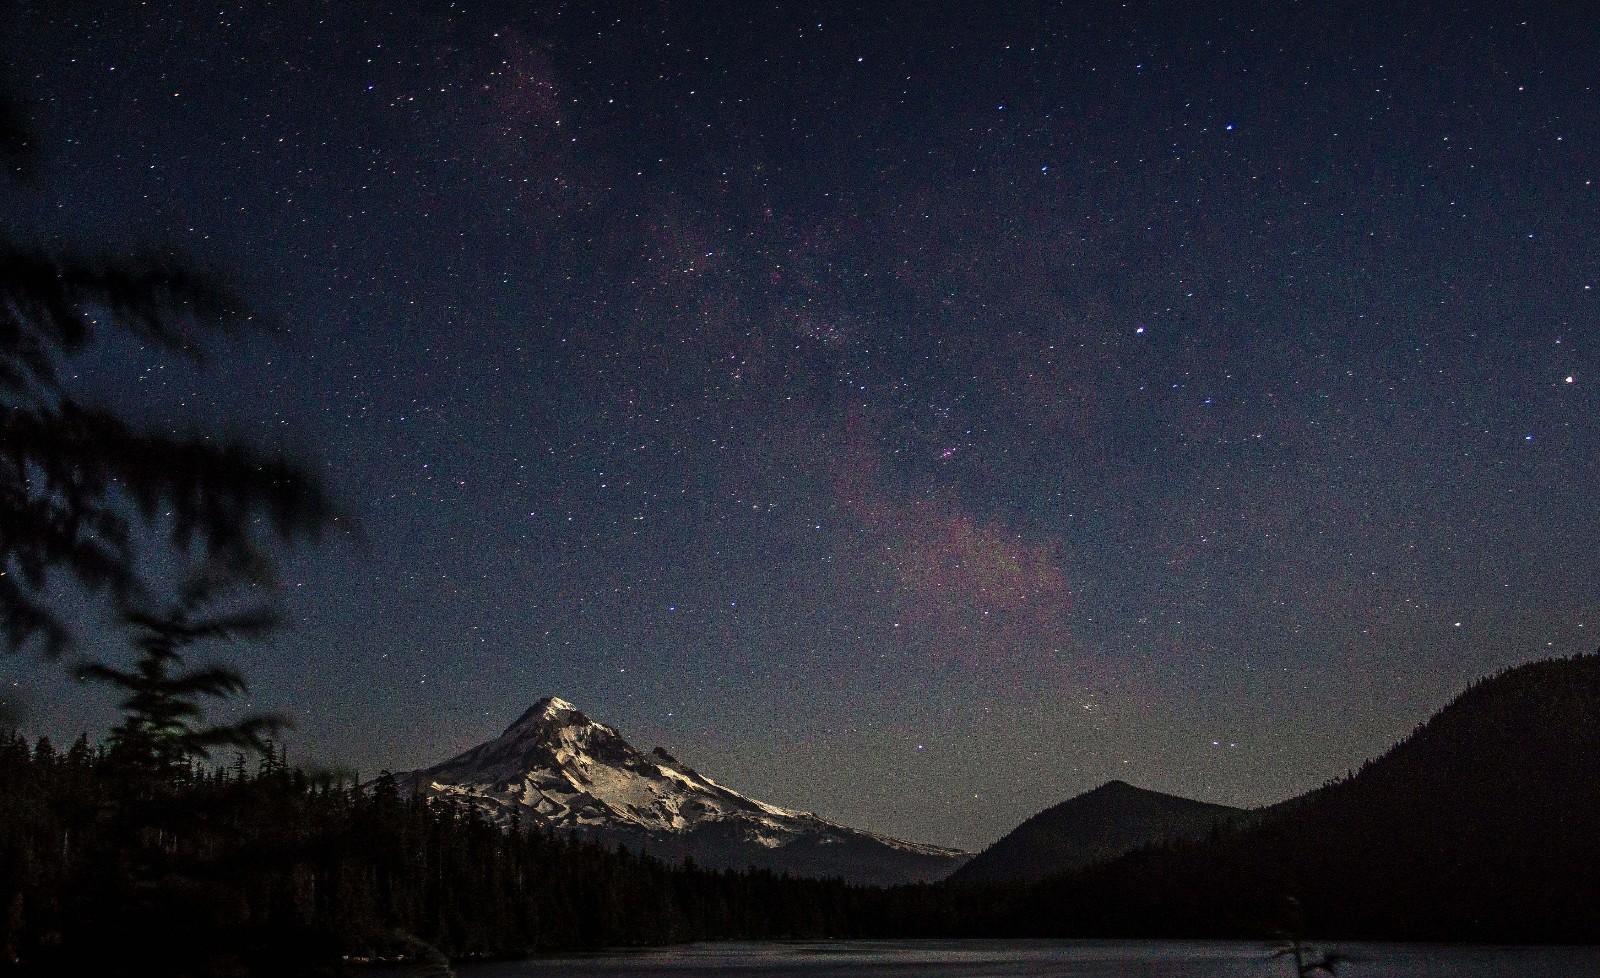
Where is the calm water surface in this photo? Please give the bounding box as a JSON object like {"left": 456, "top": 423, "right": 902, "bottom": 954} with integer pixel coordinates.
{"left": 460, "top": 939, "right": 1600, "bottom": 977}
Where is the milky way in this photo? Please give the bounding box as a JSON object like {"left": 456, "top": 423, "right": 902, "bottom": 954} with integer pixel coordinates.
{"left": 2, "top": 1, "right": 1596, "bottom": 848}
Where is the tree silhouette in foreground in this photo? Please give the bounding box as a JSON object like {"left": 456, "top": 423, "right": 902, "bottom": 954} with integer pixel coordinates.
{"left": 0, "top": 560, "right": 306, "bottom": 974}
{"left": 0, "top": 22, "right": 336, "bottom": 656}
{"left": 77, "top": 562, "right": 290, "bottom": 781}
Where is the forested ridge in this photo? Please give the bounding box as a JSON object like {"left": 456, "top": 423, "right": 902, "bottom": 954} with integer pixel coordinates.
{"left": 1012, "top": 652, "right": 1600, "bottom": 944}
{"left": 6, "top": 652, "right": 1600, "bottom": 975}
{"left": 0, "top": 734, "right": 971, "bottom": 976}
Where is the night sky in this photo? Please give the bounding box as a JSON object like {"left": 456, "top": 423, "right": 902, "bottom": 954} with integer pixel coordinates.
{"left": 3, "top": 1, "right": 1597, "bottom": 850}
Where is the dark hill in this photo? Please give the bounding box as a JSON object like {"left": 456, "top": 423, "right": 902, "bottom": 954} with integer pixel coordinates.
{"left": 950, "top": 780, "right": 1244, "bottom": 884}
{"left": 1019, "top": 653, "right": 1600, "bottom": 943}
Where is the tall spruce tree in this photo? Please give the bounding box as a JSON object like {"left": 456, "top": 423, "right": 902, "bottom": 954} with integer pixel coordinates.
{"left": 76, "top": 561, "right": 289, "bottom": 781}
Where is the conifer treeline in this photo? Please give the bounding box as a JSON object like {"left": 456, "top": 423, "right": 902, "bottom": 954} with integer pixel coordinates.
{"left": 0, "top": 731, "right": 977, "bottom": 976}
{"left": 9, "top": 654, "right": 1600, "bottom": 974}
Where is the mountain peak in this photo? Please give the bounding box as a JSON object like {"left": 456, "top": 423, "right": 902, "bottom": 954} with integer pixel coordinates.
{"left": 949, "top": 780, "right": 1245, "bottom": 885}
{"left": 392, "top": 697, "right": 969, "bottom": 885}
{"left": 503, "top": 695, "right": 587, "bottom": 736}
{"left": 1086, "top": 779, "right": 1171, "bottom": 801}
{"left": 534, "top": 695, "right": 578, "bottom": 716}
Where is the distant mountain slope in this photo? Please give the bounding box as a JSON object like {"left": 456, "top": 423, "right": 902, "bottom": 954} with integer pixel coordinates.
{"left": 390, "top": 696, "right": 968, "bottom": 885}
{"left": 949, "top": 780, "right": 1244, "bottom": 884}
{"left": 1022, "top": 653, "right": 1600, "bottom": 942}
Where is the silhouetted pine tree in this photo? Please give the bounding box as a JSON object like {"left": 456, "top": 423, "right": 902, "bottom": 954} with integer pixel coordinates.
{"left": 77, "top": 562, "right": 289, "bottom": 781}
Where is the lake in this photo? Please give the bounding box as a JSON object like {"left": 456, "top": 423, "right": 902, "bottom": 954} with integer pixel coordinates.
{"left": 458, "top": 939, "right": 1600, "bottom": 977}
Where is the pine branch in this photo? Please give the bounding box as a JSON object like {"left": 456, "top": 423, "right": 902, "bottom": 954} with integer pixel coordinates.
{"left": 0, "top": 245, "right": 245, "bottom": 388}
{"left": 0, "top": 401, "right": 337, "bottom": 653}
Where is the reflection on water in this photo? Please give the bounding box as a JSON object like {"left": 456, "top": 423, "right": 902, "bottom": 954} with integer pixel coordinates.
{"left": 459, "top": 939, "right": 1600, "bottom": 978}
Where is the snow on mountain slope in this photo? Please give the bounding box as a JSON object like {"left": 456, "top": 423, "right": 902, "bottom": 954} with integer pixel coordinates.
{"left": 391, "top": 696, "right": 968, "bottom": 884}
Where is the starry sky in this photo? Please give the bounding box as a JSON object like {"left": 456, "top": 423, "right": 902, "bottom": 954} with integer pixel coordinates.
{"left": 2, "top": 0, "right": 1597, "bottom": 850}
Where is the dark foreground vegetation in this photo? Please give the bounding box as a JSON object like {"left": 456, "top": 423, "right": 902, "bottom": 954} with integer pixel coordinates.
{"left": 5, "top": 653, "right": 1600, "bottom": 976}
{"left": 0, "top": 735, "right": 945, "bottom": 975}
{"left": 0, "top": 574, "right": 937, "bottom": 976}
{"left": 5, "top": 6, "right": 1594, "bottom": 974}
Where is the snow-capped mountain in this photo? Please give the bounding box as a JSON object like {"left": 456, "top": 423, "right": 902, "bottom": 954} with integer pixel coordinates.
{"left": 390, "top": 696, "right": 968, "bottom": 885}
